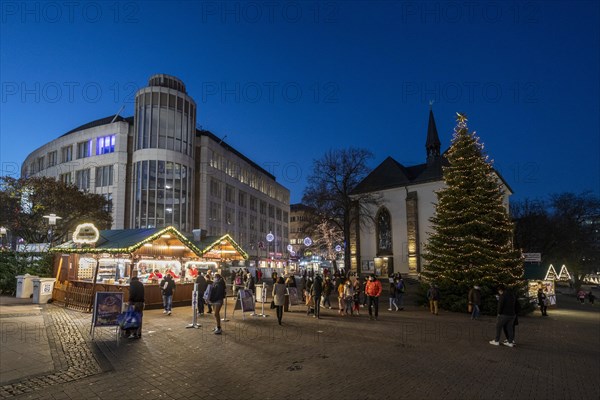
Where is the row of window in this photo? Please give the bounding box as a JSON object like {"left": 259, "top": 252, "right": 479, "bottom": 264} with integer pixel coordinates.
{"left": 27, "top": 134, "right": 116, "bottom": 175}
{"left": 208, "top": 149, "right": 289, "bottom": 204}
{"left": 56, "top": 165, "right": 114, "bottom": 189}
{"left": 209, "top": 178, "right": 288, "bottom": 222}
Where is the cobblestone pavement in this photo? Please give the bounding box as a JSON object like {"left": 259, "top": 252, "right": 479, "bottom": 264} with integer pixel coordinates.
{"left": 1, "top": 292, "right": 598, "bottom": 400}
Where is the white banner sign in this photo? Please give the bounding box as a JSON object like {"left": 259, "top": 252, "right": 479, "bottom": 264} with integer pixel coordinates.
{"left": 523, "top": 253, "right": 541, "bottom": 262}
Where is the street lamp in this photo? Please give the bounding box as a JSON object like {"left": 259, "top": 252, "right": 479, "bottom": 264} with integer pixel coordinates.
{"left": 42, "top": 213, "right": 61, "bottom": 249}
{"left": 266, "top": 231, "right": 274, "bottom": 268}
{"left": 0, "top": 226, "right": 7, "bottom": 250}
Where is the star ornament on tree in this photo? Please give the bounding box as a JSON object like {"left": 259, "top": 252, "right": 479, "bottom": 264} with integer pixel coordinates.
{"left": 456, "top": 112, "right": 468, "bottom": 123}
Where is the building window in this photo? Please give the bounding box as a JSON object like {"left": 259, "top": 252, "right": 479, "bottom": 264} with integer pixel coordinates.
{"left": 47, "top": 151, "right": 57, "bottom": 167}
{"left": 95, "top": 165, "right": 114, "bottom": 187}
{"left": 276, "top": 208, "right": 282, "bottom": 221}
{"left": 269, "top": 205, "right": 275, "bottom": 218}
{"left": 283, "top": 211, "right": 289, "bottom": 222}
{"left": 225, "top": 207, "right": 234, "bottom": 226}
{"left": 210, "top": 178, "right": 221, "bottom": 198}
{"left": 260, "top": 201, "right": 266, "bottom": 215}
{"left": 36, "top": 156, "right": 45, "bottom": 172}
{"left": 250, "top": 196, "right": 257, "bottom": 211}
{"left": 77, "top": 140, "right": 92, "bottom": 159}
{"left": 61, "top": 146, "right": 72, "bottom": 163}
{"left": 225, "top": 185, "right": 234, "bottom": 203}
{"left": 97, "top": 135, "right": 116, "bottom": 155}
{"left": 59, "top": 172, "right": 71, "bottom": 184}
{"left": 238, "top": 191, "right": 247, "bottom": 208}
{"left": 75, "top": 169, "right": 91, "bottom": 190}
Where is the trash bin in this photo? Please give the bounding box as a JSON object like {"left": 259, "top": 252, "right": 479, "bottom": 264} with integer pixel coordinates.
{"left": 16, "top": 274, "right": 39, "bottom": 299}
{"left": 32, "top": 278, "right": 56, "bottom": 304}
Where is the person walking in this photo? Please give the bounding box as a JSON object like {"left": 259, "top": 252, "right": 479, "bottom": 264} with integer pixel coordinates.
{"left": 337, "top": 277, "right": 347, "bottom": 315}
{"left": 577, "top": 290, "right": 586, "bottom": 304}
{"left": 195, "top": 272, "right": 208, "bottom": 316}
{"left": 322, "top": 276, "right": 333, "bottom": 309}
{"left": 537, "top": 288, "right": 548, "bottom": 316}
{"left": 205, "top": 272, "right": 213, "bottom": 314}
{"left": 272, "top": 277, "right": 286, "bottom": 325}
{"left": 395, "top": 275, "right": 405, "bottom": 311}
{"left": 343, "top": 280, "right": 355, "bottom": 316}
{"left": 388, "top": 278, "right": 398, "bottom": 311}
{"left": 160, "top": 274, "right": 176, "bottom": 315}
{"left": 365, "top": 274, "right": 382, "bottom": 320}
{"left": 503, "top": 296, "right": 521, "bottom": 346}
{"left": 311, "top": 274, "right": 324, "bottom": 318}
{"left": 468, "top": 285, "right": 482, "bottom": 320}
{"left": 489, "top": 284, "right": 517, "bottom": 347}
{"left": 427, "top": 284, "right": 440, "bottom": 315}
{"left": 588, "top": 290, "right": 596, "bottom": 305}
{"left": 353, "top": 278, "right": 362, "bottom": 316}
{"left": 127, "top": 275, "right": 145, "bottom": 339}
{"left": 209, "top": 273, "right": 226, "bottom": 334}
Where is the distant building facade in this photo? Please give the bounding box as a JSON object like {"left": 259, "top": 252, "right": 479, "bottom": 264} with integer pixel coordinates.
{"left": 22, "top": 74, "right": 290, "bottom": 253}
{"left": 350, "top": 109, "right": 511, "bottom": 277}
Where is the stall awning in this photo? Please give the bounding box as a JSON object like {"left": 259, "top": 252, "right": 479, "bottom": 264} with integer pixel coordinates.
{"left": 197, "top": 234, "right": 248, "bottom": 260}
{"left": 50, "top": 226, "right": 204, "bottom": 257}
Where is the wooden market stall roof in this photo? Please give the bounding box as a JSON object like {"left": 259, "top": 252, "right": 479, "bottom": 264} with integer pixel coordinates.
{"left": 50, "top": 226, "right": 248, "bottom": 260}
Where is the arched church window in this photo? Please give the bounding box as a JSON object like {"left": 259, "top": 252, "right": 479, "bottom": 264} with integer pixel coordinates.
{"left": 376, "top": 207, "right": 392, "bottom": 253}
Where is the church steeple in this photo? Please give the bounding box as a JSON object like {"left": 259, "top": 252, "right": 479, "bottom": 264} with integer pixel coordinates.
{"left": 425, "top": 105, "right": 441, "bottom": 163}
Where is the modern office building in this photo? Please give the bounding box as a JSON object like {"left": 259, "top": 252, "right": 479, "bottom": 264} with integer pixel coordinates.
{"left": 21, "top": 74, "right": 290, "bottom": 254}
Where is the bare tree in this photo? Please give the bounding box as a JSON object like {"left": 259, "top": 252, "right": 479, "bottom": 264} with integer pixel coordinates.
{"left": 302, "top": 148, "right": 381, "bottom": 270}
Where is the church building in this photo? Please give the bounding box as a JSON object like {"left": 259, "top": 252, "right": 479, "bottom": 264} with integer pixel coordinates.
{"left": 349, "top": 109, "right": 512, "bottom": 277}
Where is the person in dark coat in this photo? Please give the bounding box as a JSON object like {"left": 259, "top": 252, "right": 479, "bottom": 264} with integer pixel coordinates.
{"left": 128, "top": 276, "right": 145, "bottom": 338}
{"left": 195, "top": 273, "right": 208, "bottom": 316}
{"left": 490, "top": 284, "right": 516, "bottom": 347}
{"left": 537, "top": 288, "right": 548, "bottom": 316}
{"left": 311, "top": 274, "right": 324, "bottom": 318}
{"left": 159, "top": 274, "right": 176, "bottom": 315}
{"left": 468, "top": 285, "right": 482, "bottom": 320}
{"left": 209, "top": 274, "right": 226, "bottom": 334}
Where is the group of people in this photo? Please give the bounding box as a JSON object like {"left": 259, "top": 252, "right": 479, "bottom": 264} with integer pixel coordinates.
{"left": 297, "top": 272, "right": 387, "bottom": 321}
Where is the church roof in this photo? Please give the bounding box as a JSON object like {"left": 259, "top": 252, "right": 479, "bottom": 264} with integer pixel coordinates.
{"left": 425, "top": 108, "right": 441, "bottom": 150}
{"left": 352, "top": 155, "right": 449, "bottom": 194}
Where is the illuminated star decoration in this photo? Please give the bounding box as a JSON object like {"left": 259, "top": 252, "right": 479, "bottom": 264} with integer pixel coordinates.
{"left": 456, "top": 112, "right": 468, "bottom": 123}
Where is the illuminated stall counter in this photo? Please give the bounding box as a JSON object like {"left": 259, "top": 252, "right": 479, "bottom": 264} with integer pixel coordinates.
{"left": 51, "top": 226, "right": 248, "bottom": 311}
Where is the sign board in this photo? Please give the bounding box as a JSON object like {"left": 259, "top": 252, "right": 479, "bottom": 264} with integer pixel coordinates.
{"left": 287, "top": 287, "right": 300, "bottom": 305}
{"left": 92, "top": 292, "right": 123, "bottom": 327}
{"left": 239, "top": 289, "right": 255, "bottom": 312}
{"left": 523, "top": 253, "right": 541, "bottom": 262}
{"left": 73, "top": 223, "right": 100, "bottom": 244}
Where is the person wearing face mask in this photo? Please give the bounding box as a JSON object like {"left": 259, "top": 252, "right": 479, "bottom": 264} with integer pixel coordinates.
{"left": 364, "top": 274, "right": 382, "bottom": 320}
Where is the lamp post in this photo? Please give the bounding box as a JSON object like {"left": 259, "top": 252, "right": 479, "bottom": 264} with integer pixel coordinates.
{"left": 266, "top": 231, "right": 274, "bottom": 269}
{"left": 43, "top": 213, "right": 61, "bottom": 250}
{"left": 0, "top": 226, "right": 7, "bottom": 250}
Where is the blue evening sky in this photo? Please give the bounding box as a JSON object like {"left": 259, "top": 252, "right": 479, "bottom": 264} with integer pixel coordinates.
{"left": 1, "top": 1, "right": 598, "bottom": 204}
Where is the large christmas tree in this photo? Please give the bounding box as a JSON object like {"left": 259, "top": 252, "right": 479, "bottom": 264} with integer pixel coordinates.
{"left": 422, "top": 113, "right": 524, "bottom": 313}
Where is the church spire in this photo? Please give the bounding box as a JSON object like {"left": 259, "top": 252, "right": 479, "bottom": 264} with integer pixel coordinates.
{"left": 426, "top": 105, "right": 441, "bottom": 163}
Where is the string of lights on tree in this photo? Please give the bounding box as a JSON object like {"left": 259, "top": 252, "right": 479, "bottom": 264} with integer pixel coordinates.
{"left": 423, "top": 113, "right": 524, "bottom": 294}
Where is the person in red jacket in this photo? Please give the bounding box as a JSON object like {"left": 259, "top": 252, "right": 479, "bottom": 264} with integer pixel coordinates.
{"left": 364, "top": 274, "right": 383, "bottom": 320}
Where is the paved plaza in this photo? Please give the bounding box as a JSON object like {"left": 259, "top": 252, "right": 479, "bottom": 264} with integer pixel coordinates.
{"left": 1, "top": 289, "right": 599, "bottom": 400}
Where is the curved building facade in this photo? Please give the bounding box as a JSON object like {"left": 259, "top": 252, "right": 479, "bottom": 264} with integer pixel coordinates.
{"left": 131, "top": 74, "right": 196, "bottom": 231}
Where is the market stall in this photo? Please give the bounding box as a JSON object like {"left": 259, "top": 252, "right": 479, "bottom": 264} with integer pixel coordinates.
{"left": 50, "top": 225, "right": 248, "bottom": 311}
{"left": 524, "top": 264, "right": 571, "bottom": 306}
